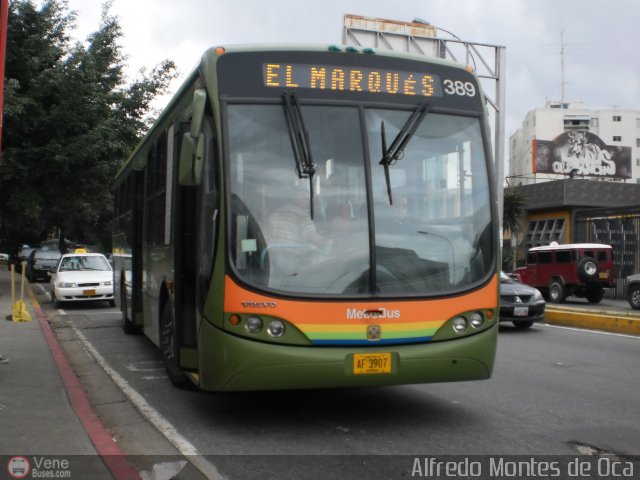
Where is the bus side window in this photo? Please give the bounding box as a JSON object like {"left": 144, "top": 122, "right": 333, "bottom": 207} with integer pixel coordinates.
{"left": 527, "top": 252, "right": 536, "bottom": 264}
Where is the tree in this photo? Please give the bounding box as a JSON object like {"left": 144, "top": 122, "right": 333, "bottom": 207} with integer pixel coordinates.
{"left": 0, "top": 0, "right": 176, "bottom": 252}
{"left": 502, "top": 187, "right": 528, "bottom": 270}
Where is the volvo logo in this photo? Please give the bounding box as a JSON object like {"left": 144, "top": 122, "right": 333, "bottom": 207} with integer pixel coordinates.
{"left": 241, "top": 301, "right": 277, "bottom": 308}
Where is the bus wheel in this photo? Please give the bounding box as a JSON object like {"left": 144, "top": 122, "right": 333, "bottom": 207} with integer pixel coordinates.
{"left": 160, "top": 304, "right": 194, "bottom": 389}
{"left": 121, "top": 283, "right": 139, "bottom": 334}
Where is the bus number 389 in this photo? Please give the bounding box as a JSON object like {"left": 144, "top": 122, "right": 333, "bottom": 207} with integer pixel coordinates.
{"left": 443, "top": 79, "right": 476, "bottom": 97}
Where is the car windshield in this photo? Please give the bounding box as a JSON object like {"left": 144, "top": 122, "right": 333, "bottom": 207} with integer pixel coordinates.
{"left": 500, "top": 271, "right": 514, "bottom": 282}
{"left": 59, "top": 255, "right": 111, "bottom": 272}
{"left": 227, "top": 103, "right": 493, "bottom": 297}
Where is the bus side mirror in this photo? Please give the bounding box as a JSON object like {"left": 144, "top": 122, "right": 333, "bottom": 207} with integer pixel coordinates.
{"left": 179, "top": 89, "right": 207, "bottom": 186}
{"left": 179, "top": 132, "right": 205, "bottom": 185}
{"left": 190, "top": 89, "right": 207, "bottom": 138}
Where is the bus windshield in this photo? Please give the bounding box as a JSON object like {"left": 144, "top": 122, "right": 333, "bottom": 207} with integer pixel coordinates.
{"left": 228, "top": 102, "right": 493, "bottom": 297}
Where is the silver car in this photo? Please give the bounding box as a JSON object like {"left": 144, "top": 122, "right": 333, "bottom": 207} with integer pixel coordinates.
{"left": 499, "top": 271, "right": 546, "bottom": 329}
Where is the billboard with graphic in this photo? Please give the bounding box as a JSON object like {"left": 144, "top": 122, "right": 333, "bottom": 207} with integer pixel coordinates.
{"left": 533, "top": 131, "right": 632, "bottom": 179}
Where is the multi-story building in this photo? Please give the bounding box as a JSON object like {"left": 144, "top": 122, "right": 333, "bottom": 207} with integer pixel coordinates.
{"left": 509, "top": 101, "right": 639, "bottom": 185}
{"left": 506, "top": 102, "right": 640, "bottom": 297}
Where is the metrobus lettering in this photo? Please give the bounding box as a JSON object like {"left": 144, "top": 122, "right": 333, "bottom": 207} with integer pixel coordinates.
{"left": 346, "top": 308, "right": 401, "bottom": 319}
{"left": 264, "top": 63, "right": 441, "bottom": 98}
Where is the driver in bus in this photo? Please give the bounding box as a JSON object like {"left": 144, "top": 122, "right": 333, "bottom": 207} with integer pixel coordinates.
{"left": 267, "top": 183, "right": 331, "bottom": 249}
{"left": 265, "top": 183, "right": 332, "bottom": 275}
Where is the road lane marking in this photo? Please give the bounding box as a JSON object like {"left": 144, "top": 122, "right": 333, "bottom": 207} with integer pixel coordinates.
{"left": 541, "top": 322, "right": 640, "bottom": 339}
{"left": 126, "top": 361, "right": 165, "bottom": 372}
{"left": 72, "top": 328, "right": 226, "bottom": 480}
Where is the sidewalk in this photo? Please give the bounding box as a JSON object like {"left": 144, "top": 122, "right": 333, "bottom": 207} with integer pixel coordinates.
{"left": 0, "top": 268, "right": 138, "bottom": 478}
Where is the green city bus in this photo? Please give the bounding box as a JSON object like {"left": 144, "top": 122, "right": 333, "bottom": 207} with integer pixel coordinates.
{"left": 112, "top": 44, "right": 499, "bottom": 391}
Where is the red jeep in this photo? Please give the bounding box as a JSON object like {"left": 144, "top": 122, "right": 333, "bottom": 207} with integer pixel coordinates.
{"left": 515, "top": 242, "right": 615, "bottom": 304}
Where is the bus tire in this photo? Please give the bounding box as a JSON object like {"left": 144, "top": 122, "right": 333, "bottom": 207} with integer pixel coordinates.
{"left": 121, "top": 282, "right": 139, "bottom": 335}
{"left": 160, "top": 304, "right": 194, "bottom": 389}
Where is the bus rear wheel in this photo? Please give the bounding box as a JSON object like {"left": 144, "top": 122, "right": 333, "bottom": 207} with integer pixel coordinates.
{"left": 160, "top": 304, "right": 194, "bottom": 389}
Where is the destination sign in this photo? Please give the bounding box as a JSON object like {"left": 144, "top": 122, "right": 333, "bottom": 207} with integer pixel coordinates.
{"left": 263, "top": 62, "right": 445, "bottom": 98}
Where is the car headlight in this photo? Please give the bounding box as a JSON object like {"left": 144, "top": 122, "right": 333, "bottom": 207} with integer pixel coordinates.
{"left": 101, "top": 280, "right": 113, "bottom": 286}
{"left": 533, "top": 288, "right": 544, "bottom": 301}
{"left": 57, "top": 282, "right": 77, "bottom": 288}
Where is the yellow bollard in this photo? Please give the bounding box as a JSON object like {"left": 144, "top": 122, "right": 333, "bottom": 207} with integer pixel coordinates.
{"left": 11, "top": 262, "right": 32, "bottom": 322}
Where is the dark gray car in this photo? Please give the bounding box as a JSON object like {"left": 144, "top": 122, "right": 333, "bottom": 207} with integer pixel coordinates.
{"left": 499, "top": 271, "right": 546, "bottom": 329}
{"left": 626, "top": 273, "right": 640, "bottom": 310}
{"left": 26, "top": 249, "right": 62, "bottom": 282}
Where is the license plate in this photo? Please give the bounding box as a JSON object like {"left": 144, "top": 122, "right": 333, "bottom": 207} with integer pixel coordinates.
{"left": 83, "top": 289, "right": 96, "bottom": 296}
{"left": 353, "top": 353, "right": 392, "bottom": 374}
{"left": 513, "top": 306, "right": 529, "bottom": 317}
{"left": 599, "top": 272, "right": 608, "bottom": 279}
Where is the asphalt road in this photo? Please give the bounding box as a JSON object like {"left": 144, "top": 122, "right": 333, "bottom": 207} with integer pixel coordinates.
{"left": 31, "top": 283, "right": 640, "bottom": 479}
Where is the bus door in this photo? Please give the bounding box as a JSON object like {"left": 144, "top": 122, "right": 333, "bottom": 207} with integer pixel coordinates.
{"left": 173, "top": 114, "right": 218, "bottom": 364}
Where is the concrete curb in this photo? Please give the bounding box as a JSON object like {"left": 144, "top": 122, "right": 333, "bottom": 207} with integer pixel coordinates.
{"left": 544, "top": 307, "right": 640, "bottom": 335}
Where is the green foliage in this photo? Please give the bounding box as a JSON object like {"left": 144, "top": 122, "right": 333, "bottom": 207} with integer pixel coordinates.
{"left": 503, "top": 187, "right": 527, "bottom": 236}
{"left": 502, "top": 187, "right": 528, "bottom": 272}
{"left": 0, "top": 0, "right": 177, "bottom": 252}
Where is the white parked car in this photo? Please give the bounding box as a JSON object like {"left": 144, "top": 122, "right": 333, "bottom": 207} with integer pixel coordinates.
{"left": 50, "top": 253, "right": 115, "bottom": 307}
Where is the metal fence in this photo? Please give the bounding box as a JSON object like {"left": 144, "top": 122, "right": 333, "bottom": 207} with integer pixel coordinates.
{"left": 574, "top": 208, "right": 640, "bottom": 298}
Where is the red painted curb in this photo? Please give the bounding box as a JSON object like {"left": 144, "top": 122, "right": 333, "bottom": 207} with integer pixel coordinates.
{"left": 30, "top": 291, "right": 141, "bottom": 479}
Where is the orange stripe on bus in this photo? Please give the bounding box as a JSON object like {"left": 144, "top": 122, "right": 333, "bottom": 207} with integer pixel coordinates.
{"left": 224, "top": 275, "right": 498, "bottom": 325}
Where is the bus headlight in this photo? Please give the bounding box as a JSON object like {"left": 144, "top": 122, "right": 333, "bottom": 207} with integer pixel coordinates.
{"left": 452, "top": 316, "right": 468, "bottom": 333}
{"left": 267, "top": 320, "right": 285, "bottom": 338}
{"left": 245, "top": 316, "right": 263, "bottom": 334}
{"left": 469, "top": 312, "right": 484, "bottom": 329}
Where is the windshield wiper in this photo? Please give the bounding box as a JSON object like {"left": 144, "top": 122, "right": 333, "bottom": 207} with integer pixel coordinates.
{"left": 282, "top": 92, "right": 316, "bottom": 219}
{"left": 379, "top": 102, "right": 430, "bottom": 205}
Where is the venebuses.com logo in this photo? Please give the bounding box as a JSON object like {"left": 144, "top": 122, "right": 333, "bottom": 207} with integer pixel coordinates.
{"left": 6, "top": 456, "right": 72, "bottom": 478}
{"left": 7, "top": 456, "right": 30, "bottom": 479}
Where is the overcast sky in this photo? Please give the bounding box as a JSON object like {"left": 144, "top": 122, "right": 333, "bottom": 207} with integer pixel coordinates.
{"left": 66, "top": 0, "right": 639, "bottom": 145}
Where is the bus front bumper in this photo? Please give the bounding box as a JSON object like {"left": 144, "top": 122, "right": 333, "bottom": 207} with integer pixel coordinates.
{"left": 197, "top": 321, "right": 497, "bottom": 392}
